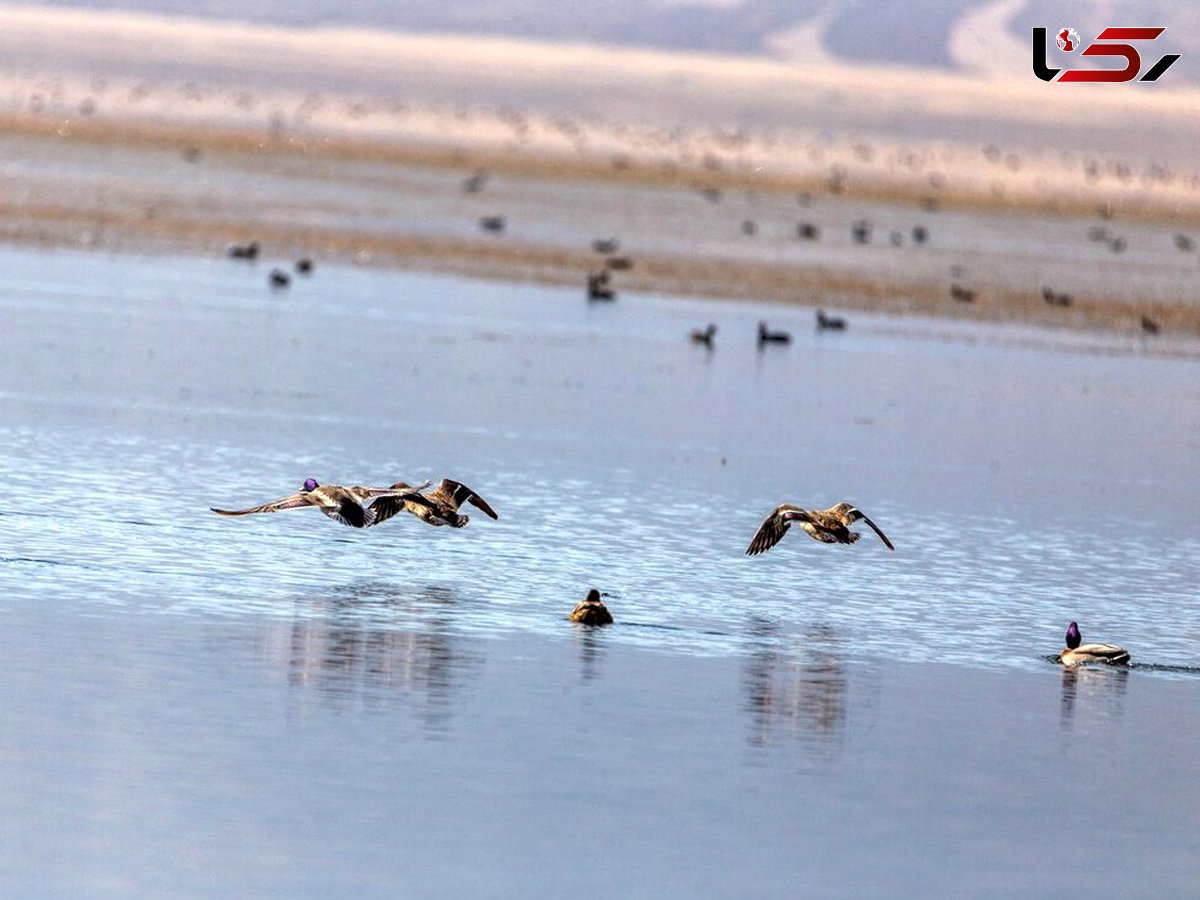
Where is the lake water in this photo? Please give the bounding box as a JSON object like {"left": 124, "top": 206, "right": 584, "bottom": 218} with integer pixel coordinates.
{"left": 1, "top": 245, "right": 1198, "bottom": 895}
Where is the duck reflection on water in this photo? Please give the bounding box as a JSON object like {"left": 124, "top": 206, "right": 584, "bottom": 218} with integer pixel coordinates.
{"left": 742, "top": 619, "right": 849, "bottom": 753}
{"left": 278, "top": 582, "right": 483, "bottom": 733}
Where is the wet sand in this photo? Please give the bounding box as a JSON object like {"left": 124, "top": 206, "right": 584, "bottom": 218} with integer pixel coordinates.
{"left": 1, "top": 6, "right": 1199, "bottom": 341}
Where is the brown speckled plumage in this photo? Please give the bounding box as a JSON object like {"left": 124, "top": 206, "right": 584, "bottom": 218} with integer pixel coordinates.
{"left": 746, "top": 502, "right": 894, "bottom": 556}
{"left": 368, "top": 478, "right": 499, "bottom": 529}
{"left": 569, "top": 589, "right": 613, "bottom": 625}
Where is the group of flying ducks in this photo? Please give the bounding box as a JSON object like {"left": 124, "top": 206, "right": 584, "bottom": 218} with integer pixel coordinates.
{"left": 211, "top": 478, "right": 1128, "bottom": 666}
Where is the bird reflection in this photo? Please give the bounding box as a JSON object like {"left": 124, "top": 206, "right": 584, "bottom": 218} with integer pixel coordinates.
{"left": 1059, "top": 663, "right": 1129, "bottom": 728}
{"left": 571, "top": 625, "right": 607, "bottom": 683}
{"left": 280, "top": 582, "right": 483, "bottom": 735}
{"left": 742, "top": 619, "right": 848, "bottom": 753}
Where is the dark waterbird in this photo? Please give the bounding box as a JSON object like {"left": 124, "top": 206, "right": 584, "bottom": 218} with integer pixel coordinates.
{"left": 569, "top": 589, "right": 613, "bottom": 625}
{"left": 1042, "top": 286, "right": 1072, "bottom": 307}
{"left": 211, "top": 479, "right": 433, "bottom": 529}
{"left": 592, "top": 237, "right": 620, "bottom": 254}
{"left": 226, "top": 241, "right": 259, "bottom": 260}
{"left": 294, "top": 258, "right": 314, "bottom": 275}
{"left": 269, "top": 268, "right": 291, "bottom": 288}
{"left": 1059, "top": 621, "right": 1130, "bottom": 667}
{"left": 1141, "top": 315, "right": 1160, "bottom": 335}
{"left": 368, "top": 478, "right": 499, "bottom": 529}
{"left": 816, "top": 309, "right": 846, "bottom": 330}
{"left": 587, "top": 269, "right": 615, "bottom": 301}
{"left": 950, "top": 283, "right": 976, "bottom": 303}
{"left": 479, "top": 215, "right": 506, "bottom": 233}
{"left": 757, "top": 321, "right": 791, "bottom": 346}
{"left": 746, "top": 502, "right": 894, "bottom": 556}
{"left": 690, "top": 323, "right": 717, "bottom": 346}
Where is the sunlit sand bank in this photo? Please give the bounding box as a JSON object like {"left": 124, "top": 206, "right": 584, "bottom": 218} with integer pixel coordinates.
{"left": 0, "top": 5, "right": 1198, "bottom": 340}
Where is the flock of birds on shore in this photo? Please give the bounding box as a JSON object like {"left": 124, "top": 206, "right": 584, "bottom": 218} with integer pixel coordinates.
{"left": 210, "top": 476, "right": 1124, "bottom": 666}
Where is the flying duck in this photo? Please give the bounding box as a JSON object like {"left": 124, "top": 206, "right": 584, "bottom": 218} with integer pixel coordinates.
{"left": 211, "top": 478, "right": 433, "bottom": 528}
{"left": 569, "top": 589, "right": 613, "bottom": 625}
{"left": 1059, "top": 621, "right": 1130, "bottom": 667}
{"left": 746, "top": 502, "right": 894, "bottom": 556}
{"left": 368, "top": 478, "right": 499, "bottom": 529}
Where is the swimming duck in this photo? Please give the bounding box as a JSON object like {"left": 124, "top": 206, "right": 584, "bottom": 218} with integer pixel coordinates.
{"left": 746, "top": 502, "right": 894, "bottom": 556}
{"left": 1059, "top": 621, "right": 1130, "bottom": 666}
{"left": 690, "top": 323, "right": 717, "bottom": 346}
{"left": 368, "top": 478, "right": 499, "bottom": 529}
{"left": 757, "top": 321, "right": 791, "bottom": 345}
{"left": 569, "top": 589, "right": 613, "bottom": 625}
{"left": 815, "top": 309, "right": 846, "bottom": 330}
{"left": 211, "top": 478, "right": 433, "bottom": 528}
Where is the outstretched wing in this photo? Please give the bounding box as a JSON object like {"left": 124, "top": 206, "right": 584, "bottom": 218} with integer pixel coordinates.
{"left": 437, "top": 479, "right": 499, "bottom": 519}
{"left": 365, "top": 483, "right": 437, "bottom": 527}
{"left": 745, "top": 504, "right": 799, "bottom": 556}
{"left": 210, "top": 493, "right": 313, "bottom": 517}
{"left": 858, "top": 513, "right": 895, "bottom": 550}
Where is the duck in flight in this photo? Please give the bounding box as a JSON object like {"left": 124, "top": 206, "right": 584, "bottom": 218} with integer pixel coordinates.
{"left": 1059, "top": 621, "right": 1130, "bottom": 666}
{"left": 368, "top": 478, "right": 499, "bottom": 529}
{"left": 210, "top": 478, "right": 433, "bottom": 529}
{"left": 746, "top": 502, "right": 894, "bottom": 556}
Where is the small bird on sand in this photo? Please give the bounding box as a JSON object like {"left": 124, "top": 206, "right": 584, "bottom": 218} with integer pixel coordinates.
{"left": 1059, "top": 621, "right": 1130, "bottom": 667}
{"left": 211, "top": 479, "right": 433, "bottom": 529}
{"left": 746, "top": 502, "right": 894, "bottom": 556}
{"left": 690, "top": 323, "right": 717, "bottom": 346}
{"left": 757, "top": 321, "right": 791, "bottom": 345}
{"left": 569, "top": 589, "right": 613, "bottom": 625}
{"left": 367, "top": 478, "right": 499, "bottom": 529}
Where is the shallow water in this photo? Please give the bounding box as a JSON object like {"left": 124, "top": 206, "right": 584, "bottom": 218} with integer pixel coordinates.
{"left": 1, "top": 245, "right": 1198, "bottom": 894}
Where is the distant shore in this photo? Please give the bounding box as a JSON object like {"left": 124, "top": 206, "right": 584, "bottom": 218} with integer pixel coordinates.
{"left": 0, "top": 6, "right": 1198, "bottom": 343}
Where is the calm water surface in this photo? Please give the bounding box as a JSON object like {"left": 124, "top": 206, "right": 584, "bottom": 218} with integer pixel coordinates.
{"left": 1, "top": 246, "right": 1198, "bottom": 895}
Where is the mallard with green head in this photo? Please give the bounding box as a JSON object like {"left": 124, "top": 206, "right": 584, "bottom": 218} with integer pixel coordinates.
{"left": 1059, "top": 621, "right": 1130, "bottom": 666}
{"left": 211, "top": 478, "right": 433, "bottom": 529}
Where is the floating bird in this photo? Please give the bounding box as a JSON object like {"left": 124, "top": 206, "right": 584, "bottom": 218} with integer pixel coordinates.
{"left": 797, "top": 222, "right": 820, "bottom": 240}
{"left": 294, "top": 258, "right": 314, "bottom": 275}
{"left": 462, "top": 170, "right": 488, "bottom": 193}
{"left": 268, "top": 268, "right": 291, "bottom": 288}
{"left": 816, "top": 309, "right": 846, "bottom": 330}
{"left": 757, "top": 321, "right": 791, "bottom": 345}
{"left": 592, "top": 237, "right": 620, "bottom": 254}
{"left": 1173, "top": 232, "right": 1194, "bottom": 252}
{"left": 741, "top": 219, "right": 757, "bottom": 236}
{"left": 1141, "top": 315, "right": 1161, "bottom": 335}
{"left": 587, "top": 269, "right": 615, "bottom": 301}
{"left": 211, "top": 479, "right": 432, "bottom": 529}
{"left": 850, "top": 219, "right": 871, "bottom": 244}
{"left": 569, "top": 589, "right": 613, "bottom": 625}
{"left": 950, "top": 283, "right": 976, "bottom": 303}
{"left": 226, "top": 241, "right": 259, "bottom": 260}
{"left": 1042, "top": 286, "right": 1072, "bottom": 307}
{"left": 1059, "top": 621, "right": 1130, "bottom": 667}
{"left": 911, "top": 224, "right": 929, "bottom": 244}
{"left": 690, "top": 323, "right": 717, "bottom": 346}
{"left": 746, "top": 502, "right": 894, "bottom": 556}
{"left": 368, "top": 478, "right": 499, "bottom": 529}
{"left": 479, "top": 215, "right": 506, "bottom": 233}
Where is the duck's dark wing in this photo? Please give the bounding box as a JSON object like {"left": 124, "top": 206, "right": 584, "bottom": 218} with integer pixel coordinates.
{"left": 210, "top": 493, "right": 313, "bottom": 516}
{"left": 437, "top": 479, "right": 499, "bottom": 519}
{"left": 745, "top": 504, "right": 799, "bottom": 556}
{"left": 365, "top": 486, "right": 437, "bottom": 527}
{"left": 322, "top": 498, "right": 369, "bottom": 528}
{"left": 859, "top": 513, "right": 895, "bottom": 550}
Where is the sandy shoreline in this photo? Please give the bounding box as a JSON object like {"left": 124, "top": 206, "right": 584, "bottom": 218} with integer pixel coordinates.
{"left": 0, "top": 6, "right": 1199, "bottom": 342}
